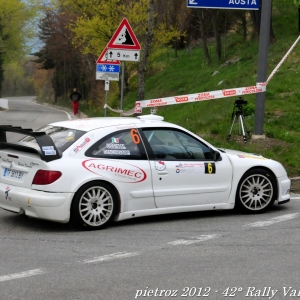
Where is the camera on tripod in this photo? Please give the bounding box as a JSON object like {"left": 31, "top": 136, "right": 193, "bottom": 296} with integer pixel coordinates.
{"left": 227, "top": 97, "right": 250, "bottom": 143}
{"left": 234, "top": 98, "right": 247, "bottom": 107}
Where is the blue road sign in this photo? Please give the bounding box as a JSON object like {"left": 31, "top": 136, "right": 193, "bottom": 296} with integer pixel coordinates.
{"left": 96, "top": 64, "right": 120, "bottom": 73}
{"left": 187, "top": 0, "right": 260, "bottom": 10}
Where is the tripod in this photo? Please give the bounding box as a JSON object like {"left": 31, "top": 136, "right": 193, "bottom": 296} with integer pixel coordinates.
{"left": 227, "top": 102, "right": 250, "bottom": 143}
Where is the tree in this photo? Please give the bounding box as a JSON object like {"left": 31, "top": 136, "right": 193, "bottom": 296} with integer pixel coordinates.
{"left": 250, "top": 4, "right": 276, "bottom": 43}
{"left": 137, "top": 0, "right": 154, "bottom": 101}
{"left": 33, "top": 8, "right": 90, "bottom": 103}
{"left": 0, "top": 0, "right": 36, "bottom": 96}
{"left": 211, "top": 10, "right": 222, "bottom": 61}
{"left": 250, "top": 10, "right": 260, "bottom": 38}
{"left": 59, "top": 0, "right": 183, "bottom": 103}
{"left": 294, "top": 0, "right": 300, "bottom": 31}
{"left": 2, "top": 59, "right": 35, "bottom": 96}
{"left": 196, "top": 9, "right": 211, "bottom": 63}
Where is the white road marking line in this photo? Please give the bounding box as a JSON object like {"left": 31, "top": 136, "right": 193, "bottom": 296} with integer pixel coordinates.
{"left": 27, "top": 100, "right": 72, "bottom": 120}
{"left": 82, "top": 251, "right": 140, "bottom": 264}
{"left": 168, "top": 234, "right": 220, "bottom": 246}
{"left": 244, "top": 213, "right": 300, "bottom": 228}
{"left": 0, "top": 269, "right": 45, "bottom": 283}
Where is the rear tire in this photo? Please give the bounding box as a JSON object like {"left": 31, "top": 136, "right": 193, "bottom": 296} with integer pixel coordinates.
{"left": 71, "top": 181, "right": 118, "bottom": 230}
{"left": 235, "top": 168, "right": 277, "bottom": 213}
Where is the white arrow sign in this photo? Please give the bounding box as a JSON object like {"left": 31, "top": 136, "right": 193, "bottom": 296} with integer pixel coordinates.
{"left": 107, "top": 49, "right": 140, "bottom": 62}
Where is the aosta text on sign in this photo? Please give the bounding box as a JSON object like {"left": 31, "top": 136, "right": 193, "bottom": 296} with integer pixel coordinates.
{"left": 229, "top": 0, "right": 257, "bottom": 5}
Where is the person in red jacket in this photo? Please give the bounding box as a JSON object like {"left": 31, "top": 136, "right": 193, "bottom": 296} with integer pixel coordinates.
{"left": 69, "top": 87, "right": 82, "bottom": 116}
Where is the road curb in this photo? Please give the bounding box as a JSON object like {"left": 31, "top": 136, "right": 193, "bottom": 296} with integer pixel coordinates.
{"left": 290, "top": 177, "right": 300, "bottom": 193}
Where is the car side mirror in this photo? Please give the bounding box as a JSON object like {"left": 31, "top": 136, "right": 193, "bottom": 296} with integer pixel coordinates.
{"left": 212, "top": 150, "right": 222, "bottom": 161}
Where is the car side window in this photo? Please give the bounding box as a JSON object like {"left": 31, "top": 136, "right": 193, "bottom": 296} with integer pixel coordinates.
{"left": 85, "top": 129, "right": 145, "bottom": 160}
{"left": 143, "top": 128, "right": 213, "bottom": 160}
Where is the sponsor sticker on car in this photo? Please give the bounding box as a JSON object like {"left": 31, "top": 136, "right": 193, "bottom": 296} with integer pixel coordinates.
{"left": 237, "top": 154, "right": 267, "bottom": 160}
{"left": 4, "top": 186, "right": 12, "bottom": 201}
{"left": 82, "top": 159, "right": 147, "bottom": 183}
{"left": 175, "top": 162, "right": 205, "bottom": 174}
{"left": 69, "top": 133, "right": 94, "bottom": 156}
{"left": 42, "top": 146, "right": 56, "bottom": 156}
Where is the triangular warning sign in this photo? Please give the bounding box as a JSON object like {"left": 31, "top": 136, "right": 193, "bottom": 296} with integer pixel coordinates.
{"left": 107, "top": 18, "right": 141, "bottom": 50}
{"left": 96, "top": 46, "right": 120, "bottom": 64}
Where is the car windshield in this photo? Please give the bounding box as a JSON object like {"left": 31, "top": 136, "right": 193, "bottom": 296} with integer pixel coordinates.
{"left": 19, "top": 125, "right": 85, "bottom": 153}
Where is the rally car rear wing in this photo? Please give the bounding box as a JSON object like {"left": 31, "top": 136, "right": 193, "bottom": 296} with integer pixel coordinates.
{"left": 0, "top": 125, "right": 61, "bottom": 162}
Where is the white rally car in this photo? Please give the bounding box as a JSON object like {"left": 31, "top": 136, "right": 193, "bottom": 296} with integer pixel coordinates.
{"left": 0, "top": 115, "right": 291, "bottom": 230}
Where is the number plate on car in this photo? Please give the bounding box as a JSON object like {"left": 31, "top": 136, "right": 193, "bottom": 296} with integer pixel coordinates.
{"left": 3, "top": 168, "right": 24, "bottom": 180}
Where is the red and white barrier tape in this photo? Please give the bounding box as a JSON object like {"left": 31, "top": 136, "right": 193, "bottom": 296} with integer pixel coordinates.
{"left": 267, "top": 35, "right": 300, "bottom": 84}
{"left": 105, "top": 35, "right": 300, "bottom": 116}
{"left": 104, "top": 104, "right": 136, "bottom": 116}
{"left": 133, "top": 83, "right": 266, "bottom": 113}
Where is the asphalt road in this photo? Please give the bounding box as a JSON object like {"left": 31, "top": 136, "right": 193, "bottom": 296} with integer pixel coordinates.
{"left": 1, "top": 199, "right": 300, "bottom": 300}
{"left": 0, "top": 96, "right": 71, "bottom": 140}
{"left": 1, "top": 97, "right": 300, "bottom": 300}
{"left": 0, "top": 96, "right": 71, "bottom": 127}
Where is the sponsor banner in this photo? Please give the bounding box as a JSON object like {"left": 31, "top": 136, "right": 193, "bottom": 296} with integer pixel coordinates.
{"left": 195, "top": 93, "right": 215, "bottom": 101}
{"left": 82, "top": 159, "right": 147, "bottom": 183}
{"left": 174, "top": 96, "right": 189, "bottom": 103}
{"left": 241, "top": 86, "right": 264, "bottom": 95}
{"left": 134, "top": 84, "right": 266, "bottom": 110}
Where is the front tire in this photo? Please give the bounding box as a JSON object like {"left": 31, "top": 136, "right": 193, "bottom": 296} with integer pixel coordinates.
{"left": 71, "top": 181, "right": 118, "bottom": 230}
{"left": 235, "top": 168, "right": 277, "bottom": 213}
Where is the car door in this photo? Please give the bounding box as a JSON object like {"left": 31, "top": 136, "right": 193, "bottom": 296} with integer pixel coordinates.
{"left": 141, "top": 128, "right": 233, "bottom": 208}
{"left": 84, "top": 127, "right": 155, "bottom": 212}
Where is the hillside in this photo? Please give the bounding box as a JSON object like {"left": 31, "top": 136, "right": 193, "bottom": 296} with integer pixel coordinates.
{"left": 118, "top": 1, "right": 300, "bottom": 177}
{"left": 33, "top": 1, "right": 300, "bottom": 177}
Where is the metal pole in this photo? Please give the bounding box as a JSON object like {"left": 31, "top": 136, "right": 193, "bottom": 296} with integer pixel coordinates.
{"left": 253, "top": 0, "right": 272, "bottom": 136}
{"left": 298, "top": 5, "right": 300, "bottom": 32}
{"left": 104, "top": 80, "right": 109, "bottom": 117}
{"left": 120, "top": 61, "right": 125, "bottom": 111}
{"left": 104, "top": 90, "right": 108, "bottom": 117}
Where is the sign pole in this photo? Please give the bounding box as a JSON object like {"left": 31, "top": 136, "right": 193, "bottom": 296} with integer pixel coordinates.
{"left": 106, "top": 18, "right": 141, "bottom": 113}
{"left": 253, "top": 0, "right": 272, "bottom": 136}
{"left": 104, "top": 91, "right": 108, "bottom": 117}
{"left": 104, "top": 80, "right": 109, "bottom": 117}
{"left": 121, "top": 61, "right": 125, "bottom": 111}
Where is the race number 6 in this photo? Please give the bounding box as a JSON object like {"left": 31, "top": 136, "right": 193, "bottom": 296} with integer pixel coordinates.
{"left": 131, "top": 129, "right": 141, "bottom": 144}
{"left": 208, "top": 163, "right": 213, "bottom": 174}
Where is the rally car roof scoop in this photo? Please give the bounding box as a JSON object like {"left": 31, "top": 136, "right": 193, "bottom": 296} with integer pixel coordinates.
{"left": 0, "top": 125, "right": 61, "bottom": 162}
